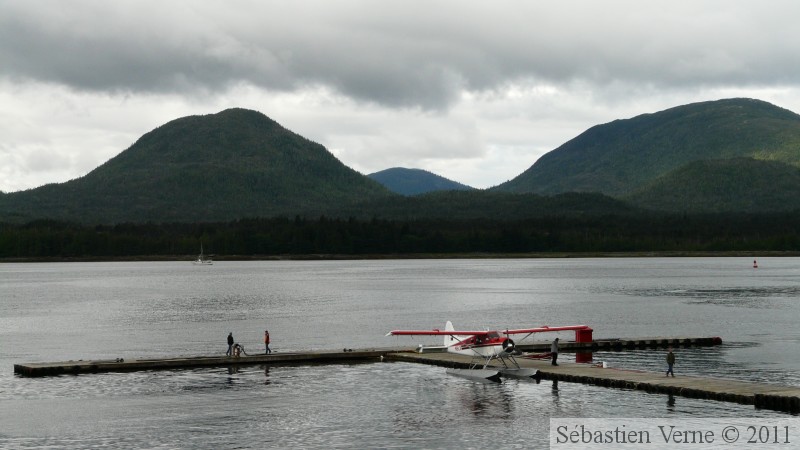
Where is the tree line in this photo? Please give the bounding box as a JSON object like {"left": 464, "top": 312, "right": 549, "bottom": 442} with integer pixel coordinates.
{"left": 2, "top": 213, "right": 800, "bottom": 259}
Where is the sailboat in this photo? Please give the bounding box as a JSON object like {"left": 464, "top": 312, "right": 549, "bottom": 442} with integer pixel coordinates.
{"left": 193, "top": 243, "right": 213, "bottom": 265}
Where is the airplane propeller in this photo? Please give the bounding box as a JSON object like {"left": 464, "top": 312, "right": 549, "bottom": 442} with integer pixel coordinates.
{"left": 502, "top": 338, "right": 516, "bottom": 353}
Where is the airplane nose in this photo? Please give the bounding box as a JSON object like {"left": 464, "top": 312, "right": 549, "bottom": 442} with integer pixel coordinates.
{"left": 503, "top": 338, "right": 515, "bottom": 353}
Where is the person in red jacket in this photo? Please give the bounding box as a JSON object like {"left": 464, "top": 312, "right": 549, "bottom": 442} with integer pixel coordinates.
{"left": 264, "top": 330, "right": 272, "bottom": 354}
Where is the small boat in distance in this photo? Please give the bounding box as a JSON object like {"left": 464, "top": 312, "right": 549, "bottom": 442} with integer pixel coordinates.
{"left": 193, "top": 243, "right": 213, "bottom": 265}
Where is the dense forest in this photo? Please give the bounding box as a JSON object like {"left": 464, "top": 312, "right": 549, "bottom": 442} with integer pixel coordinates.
{"left": 3, "top": 213, "right": 800, "bottom": 259}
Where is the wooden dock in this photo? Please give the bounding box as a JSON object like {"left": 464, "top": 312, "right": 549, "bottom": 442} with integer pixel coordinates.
{"left": 13, "top": 348, "right": 396, "bottom": 377}
{"left": 13, "top": 335, "right": 798, "bottom": 414}
{"left": 386, "top": 352, "right": 800, "bottom": 414}
{"left": 13, "top": 336, "right": 717, "bottom": 377}
{"left": 515, "top": 335, "right": 722, "bottom": 352}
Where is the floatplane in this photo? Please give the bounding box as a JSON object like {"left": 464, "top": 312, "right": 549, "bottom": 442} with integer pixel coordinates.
{"left": 387, "top": 321, "right": 590, "bottom": 382}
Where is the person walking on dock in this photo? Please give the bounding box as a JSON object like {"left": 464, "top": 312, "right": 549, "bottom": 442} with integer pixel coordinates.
{"left": 666, "top": 347, "right": 675, "bottom": 377}
{"left": 551, "top": 338, "right": 559, "bottom": 366}
{"left": 264, "top": 330, "right": 272, "bottom": 354}
{"left": 226, "top": 332, "right": 234, "bottom": 356}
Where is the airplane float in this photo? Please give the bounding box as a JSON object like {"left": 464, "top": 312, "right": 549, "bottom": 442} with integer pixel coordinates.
{"left": 387, "top": 321, "right": 591, "bottom": 382}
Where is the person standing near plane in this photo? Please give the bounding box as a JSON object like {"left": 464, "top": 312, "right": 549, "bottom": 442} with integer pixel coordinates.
{"left": 226, "top": 332, "right": 234, "bottom": 356}
{"left": 551, "top": 338, "right": 559, "bottom": 366}
{"left": 264, "top": 330, "right": 271, "bottom": 354}
{"left": 666, "top": 347, "right": 675, "bottom": 377}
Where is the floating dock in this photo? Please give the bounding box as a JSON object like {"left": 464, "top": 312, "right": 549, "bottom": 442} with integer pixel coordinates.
{"left": 515, "top": 335, "right": 722, "bottom": 352}
{"left": 13, "top": 349, "right": 393, "bottom": 377}
{"left": 13, "top": 336, "right": 798, "bottom": 414}
{"left": 12, "top": 336, "right": 718, "bottom": 377}
{"left": 387, "top": 352, "right": 800, "bottom": 414}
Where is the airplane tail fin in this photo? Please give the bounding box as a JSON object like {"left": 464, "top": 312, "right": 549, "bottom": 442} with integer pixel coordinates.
{"left": 444, "top": 320, "right": 455, "bottom": 346}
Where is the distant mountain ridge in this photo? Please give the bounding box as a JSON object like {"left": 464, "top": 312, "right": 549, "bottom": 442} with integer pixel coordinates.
{"left": 0, "top": 108, "right": 628, "bottom": 224}
{"left": 495, "top": 98, "right": 800, "bottom": 199}
{"left": 0, "top": 108, "right": 394, "bottom": 223}
{"left": 4, "top": 98, "right": 800, "bottom": 224}
{"left": 368, "top": 167, "right": 473, "bottom": 195}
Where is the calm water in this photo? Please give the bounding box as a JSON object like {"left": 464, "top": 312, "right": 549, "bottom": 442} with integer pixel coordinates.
{"left": 1, "top": 258, "right": 799, "bottom": 448}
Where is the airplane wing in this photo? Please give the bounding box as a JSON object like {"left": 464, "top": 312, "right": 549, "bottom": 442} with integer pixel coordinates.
{"left": 503, "top": 325, "right": 590, "bottom": 335}
{"left": 387, "top": 325, "right": 590, "bottom": 336}
{"left": 386, "top": 330, "right": 491, "bottom": 336}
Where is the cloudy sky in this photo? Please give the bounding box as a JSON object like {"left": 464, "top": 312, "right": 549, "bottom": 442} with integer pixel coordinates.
{"left": 2, "top": 1, "right": 800, "bottom": 193}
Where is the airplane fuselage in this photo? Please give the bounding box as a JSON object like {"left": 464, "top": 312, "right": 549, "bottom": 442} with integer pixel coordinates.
{"left": 445, "top": 332, "right": 511, "bottom": 358}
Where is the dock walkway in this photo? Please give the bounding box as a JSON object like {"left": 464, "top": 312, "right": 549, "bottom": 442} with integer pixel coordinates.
{"left": 515, "top": 335, "right": 721, "bottom": 352}
{"left": 13, "top": 348, "right": 396, "bottom": 377}
{"left": 13, "top": 336, "right": 799, "bottom": 414}
{"left": 387, "top": 352, "right": 800, "bottom": 414}
{"left": 13, "top": 336, "right": 715, "bottom": 377}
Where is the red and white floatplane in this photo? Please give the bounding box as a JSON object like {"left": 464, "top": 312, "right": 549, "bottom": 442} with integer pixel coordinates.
{"left": 387, "top": 321, "right": 590, "bottom": 382}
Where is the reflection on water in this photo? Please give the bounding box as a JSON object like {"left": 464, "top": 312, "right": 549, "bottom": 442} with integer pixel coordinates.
{"left": 454, "top": 379, "right": 514, "bottom": 419}
{"left": 2, "top": 361, "right": 792, "bottom": 449}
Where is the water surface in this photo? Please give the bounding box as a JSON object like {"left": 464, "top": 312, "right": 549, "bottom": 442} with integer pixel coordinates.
{"left": 1, "top": 258, "right": 798, "bottom": 448}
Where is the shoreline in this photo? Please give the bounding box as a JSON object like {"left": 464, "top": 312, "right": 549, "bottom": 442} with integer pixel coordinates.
{"left": 1, "top": 250, "right": 795, "bottom": 263}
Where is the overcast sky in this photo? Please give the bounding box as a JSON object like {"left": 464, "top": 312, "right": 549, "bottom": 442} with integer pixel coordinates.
{"left": 2, "top": 1, "right": 800, "bottom": 192}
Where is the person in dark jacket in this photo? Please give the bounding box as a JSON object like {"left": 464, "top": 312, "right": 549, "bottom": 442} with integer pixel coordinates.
{"left": 226, "top": 332, "right": 234, "bottom": 356}
{"left": 551, "top": 338, "right": 559, "bottom": 366}
{"left": 666, "top": 347, "right": 675, "bottom": 377}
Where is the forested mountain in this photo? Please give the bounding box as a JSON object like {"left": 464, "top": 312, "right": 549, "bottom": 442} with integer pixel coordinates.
{"left": 494, "top": 98, "right": 800, "bottom": 200}
{"left": 347, "top": 190, "right": 636, "bottom": 220}
{"left": 0, "top": 109, "right": 395, "bottom": 224}
{"left": 4, "top": 98, "right": 800, "bottom": 226}
{"left": 626, "top": 157, "right": 800, "bottom": 213}
{"left": 0, "top": 108, "right": 631, "bottom": 224}
{"left": 368, "top": 167, "right": 474, "bottom": 195}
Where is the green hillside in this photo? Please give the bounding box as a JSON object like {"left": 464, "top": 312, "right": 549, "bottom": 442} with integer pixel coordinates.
{"left": 495, "top": 98, "right": 800, "bottom": 197}
{"left": 368, "top": 167, "right": 474, "bottom": 195}
{"left": 349, "top": 190, "right": 636, "bottom": 220}
{"left": 0, "top": 109, "right": 395, "bottom": 224}
{"left": 626, "top": 158, "right": 800, "bottom": 213}
{"left": 5, "top": 99, "right": 800, "bottom": 224}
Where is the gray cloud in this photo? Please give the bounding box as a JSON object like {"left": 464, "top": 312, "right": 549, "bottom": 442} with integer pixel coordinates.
{"left": 3, "top": 1, "right": 800, "bottom": 110}
{"left": 3, "top": 1, "right": 800, "bottom": 192}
